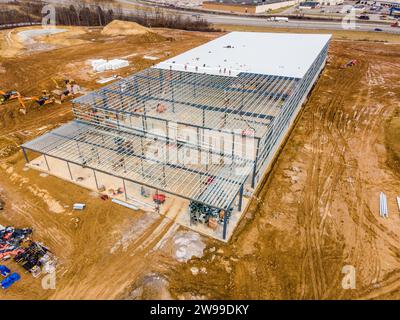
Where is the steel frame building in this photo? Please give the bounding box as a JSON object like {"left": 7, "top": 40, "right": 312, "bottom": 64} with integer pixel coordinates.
{"left": 21, "top": 32, "right": 331, "bottom": 240}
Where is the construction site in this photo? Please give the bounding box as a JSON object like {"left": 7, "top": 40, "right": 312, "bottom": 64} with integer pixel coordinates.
{"left": 0, "top": 14, "right": 400, "bottom": 300}
{"left": 20, "top": 32, "right": 330, "bottom": 241}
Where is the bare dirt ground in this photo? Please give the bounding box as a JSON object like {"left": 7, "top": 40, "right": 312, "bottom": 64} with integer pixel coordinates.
{"left": 0, "top": 24, "right": 399, "bottom": 299}
{"left": 0, "top": 24, "right": 219, "bottom": 300}
{"left": 167, "top": 39, "right": 400, "bottom": 300}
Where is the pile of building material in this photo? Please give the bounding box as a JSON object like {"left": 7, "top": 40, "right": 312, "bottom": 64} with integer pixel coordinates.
{"left": 96, "top": 75, "right": 122, "bottom": 84}
{"left": 189, "top": 201, "right": 232, "bottom": 230}
{"left": 380, "top": 192, "right": 389, "bottom": 218}
{"left": 112, "top": 198, "right": 139, "bottom": 211}
{"left": 0, "top": 226, "right": 31, "bottom": 260}
{"left": 0, "top": 226, "right": 56, "bottom": 277}
{"left": 143, "top": 55, "right": 159, "bottom": 61}
{"left": 90, "top": 59, "right": 129, "bottom": 73}
{"left": 14, "top": 242, "right": 55, "bottom": 278}
{"left": 73, "top": 203, "right": 85, "bottom": 210}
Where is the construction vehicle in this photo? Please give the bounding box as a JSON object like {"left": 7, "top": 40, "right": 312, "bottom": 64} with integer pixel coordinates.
{"left": 342, "top": 59, "right": 357, "bottom": 69}
{"left": 153, "top": 194, "right": 166, "bottom": 205}
{"left": 0, "top": 91, "right": 28, "bottom": 114}
{"left": 24, "top": 90, "right": 55, "bottom": 107}
{"left": 16, "top": 91, "right": 54, "bottom": 114}
{"left": 0, "top": 90, "right": 22, "bottom": 105}
{"left": 51, "top": 79, "right": 80, "bottom": 104}
{"left": 1, "top": 89, "right": 54, "bottom": 113}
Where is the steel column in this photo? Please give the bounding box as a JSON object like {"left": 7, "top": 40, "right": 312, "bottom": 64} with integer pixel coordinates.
{"left": 122, "top": 178, "right": 128, "bottom": 201}
{"left": 21, "top": 147, "right": 29, "bottom": 163}
{"left": 43, "top": 154, "right": 50, "bottom": 171}
{"left": 93, "top": 169, "right": 99, "bottom": 190}
{"left": 238, "top": 184, "right": 244, "bottom": 211}
{"left": 67, "top": 161, "right": 73, "bottom": 180}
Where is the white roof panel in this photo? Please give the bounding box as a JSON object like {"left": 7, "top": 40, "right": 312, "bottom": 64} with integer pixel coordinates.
{"left": 155, "top": 32, "right": 331, "bottom": 78}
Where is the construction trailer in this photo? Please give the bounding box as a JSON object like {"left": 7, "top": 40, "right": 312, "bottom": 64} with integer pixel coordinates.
{"left": 21, "top": 32, "right": 331, "bottom": 241}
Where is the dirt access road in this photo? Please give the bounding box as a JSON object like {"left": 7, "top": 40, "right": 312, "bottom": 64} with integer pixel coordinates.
{"left": 0, "top": 23, "right": 400, "bottom": 299}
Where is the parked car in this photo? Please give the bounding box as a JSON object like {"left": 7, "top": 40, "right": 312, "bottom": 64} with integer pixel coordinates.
{"left": 1, "top": 272, "right": 21, "bottom": 289}
{"left": 374, "top": 28, "right": 383, "bottom": 32}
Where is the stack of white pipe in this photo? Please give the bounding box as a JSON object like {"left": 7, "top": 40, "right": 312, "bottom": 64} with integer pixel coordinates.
{"left": 380, "top": 192, "right": 388, "bottom": 218}
{"left": 90, "top": 59, "right": 129, "bottom": 72}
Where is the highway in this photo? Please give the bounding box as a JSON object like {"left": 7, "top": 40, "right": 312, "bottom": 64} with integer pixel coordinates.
{"left": 116, "top": 0, "right": 400, "bottom": 34}
{"left": 199, "top": 12, "right": 398, "bottom": 33}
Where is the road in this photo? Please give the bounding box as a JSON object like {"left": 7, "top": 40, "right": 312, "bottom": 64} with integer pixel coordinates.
{"left": 116, "top": 0, "right": 400, "bottom": 34}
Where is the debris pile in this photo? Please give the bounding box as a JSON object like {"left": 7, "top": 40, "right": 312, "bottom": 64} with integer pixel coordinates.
{"left": 0, "top": 226, "right": 56, "bottom": 278}
{"left": 189, "top": 201, "right": 232, "bottom": 229}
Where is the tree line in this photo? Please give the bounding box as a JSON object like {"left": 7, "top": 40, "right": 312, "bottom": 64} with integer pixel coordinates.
{"left": 0, "top": 1, "right": 217, "bottom": 32}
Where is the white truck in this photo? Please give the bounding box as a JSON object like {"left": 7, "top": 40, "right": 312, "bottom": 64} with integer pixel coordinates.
{"left": 267, "top": 16, "right": 289, "bottom": 22}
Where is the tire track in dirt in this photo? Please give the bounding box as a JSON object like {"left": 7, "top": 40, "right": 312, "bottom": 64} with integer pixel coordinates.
{"left": 320, "top": 60, "right": 383, "bottom": 298}
{"left": 297, "top": 60, "right": 359, "bottom": 299}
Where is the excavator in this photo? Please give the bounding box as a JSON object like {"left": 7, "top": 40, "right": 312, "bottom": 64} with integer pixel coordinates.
{"left": 24, "top": 90, "right": 55, "bottom": 107}
{"left": 17, "top": 90, "right": 55, "bottom": 114}
{"left": 0, "top": 90, "right": 23, "bottom": 105}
